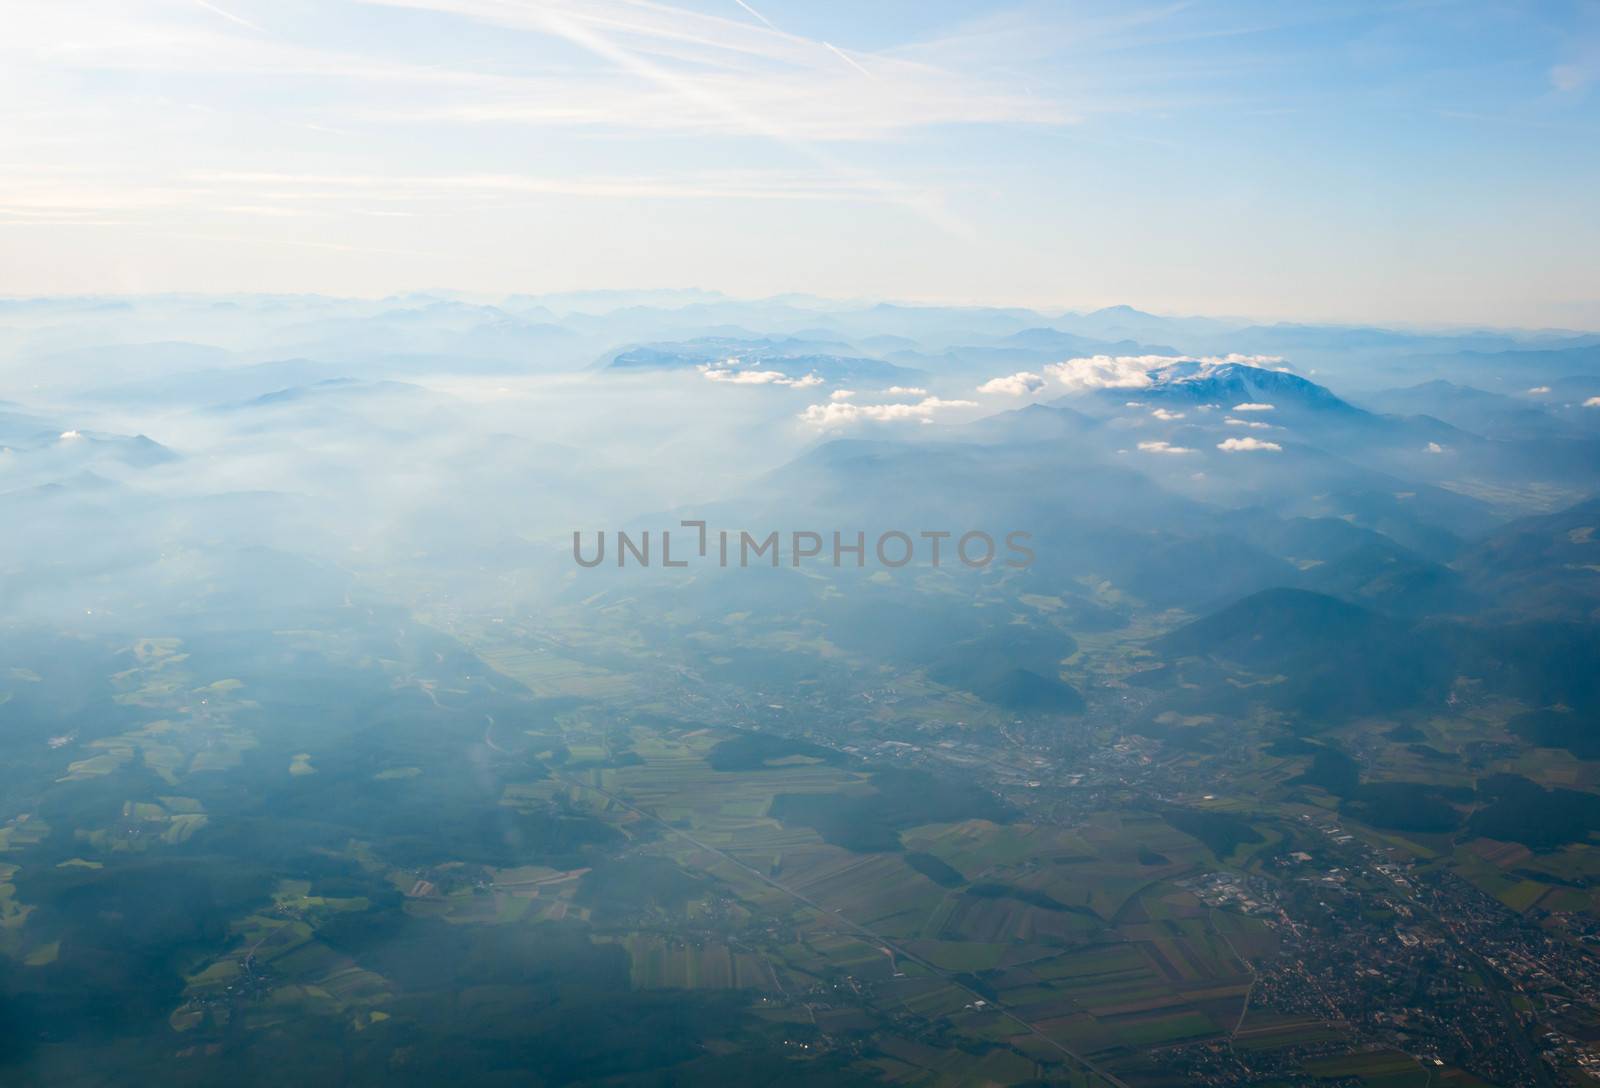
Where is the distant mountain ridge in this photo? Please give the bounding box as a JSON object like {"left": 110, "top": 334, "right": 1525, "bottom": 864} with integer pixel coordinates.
{"left": 599, "top": 337, "right": 926, "bottom": 385}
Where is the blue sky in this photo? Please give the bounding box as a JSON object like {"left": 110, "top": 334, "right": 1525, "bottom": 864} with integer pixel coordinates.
{"left": 2, "top": 0, "right": 1597, "bottom": 326}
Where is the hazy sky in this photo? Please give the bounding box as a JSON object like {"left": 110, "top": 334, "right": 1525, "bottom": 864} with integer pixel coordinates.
{"left": 3, "top": 0, "right": 1598, "bottom": 326}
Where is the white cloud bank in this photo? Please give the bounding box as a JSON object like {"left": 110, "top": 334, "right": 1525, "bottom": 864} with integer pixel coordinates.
{"left": 883, "top": 386, "right": 927, "bottom": 396}
{"left": 1150, "top": 408, "right": 1185, "bottom": 421}
{"left": 699, "top": 364, "right": 821, "bottom": 387}
{"left": 1232, "top": 402, "right": 1274, "bottom": 412}
{"left": 1046, "top": 355, "right": 1169, "bottom": 392}
{"left": 977, "top": 371, "right": 1047, "bottom": 396}
{"left": 1225, "top": 417, "right": 1272, "bottom": 429}
{"left": 1585, "top": 396, "right": 1600, "bottom": 408}
{"left": 1217, "top": 436, "right": 1282, "bottom": 452}
{"left": 799, "top": 396, "right": 976, "bottom": 428}
{"left": 978, "top": 354, "right": 1292, "bottom": 398}
{"left": 1137, "top": 440, "right": 1193, "bottom": 455}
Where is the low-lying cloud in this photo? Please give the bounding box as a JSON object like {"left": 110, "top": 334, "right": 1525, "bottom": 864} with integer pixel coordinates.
{"left": 982, "top": 354, "right": 1294, "bottom": 398}
{"left": 1217, "top": 436, "right": 1282, "bottom": 452}
{"left": 977, "top": 371, "right": 1047, "bottom": 397}
{"left": 799, "top": 395, "right": 976, "bottom": 428}
{"left": 1045, "top": 355, "right": 1167, "bottom": 392}
{"left": 700, "top": 365, "right": 822, "bottom": 387}
{"left": 1137, "top": 440, "right": 1193, "bottom": 455}
{"left": 1232, "top": 402, "right": 1274, "bottom": 412}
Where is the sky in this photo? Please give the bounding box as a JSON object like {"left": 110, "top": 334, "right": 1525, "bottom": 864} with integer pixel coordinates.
{"left": 2, "top": 0, "right": 1598, "bottom": 327}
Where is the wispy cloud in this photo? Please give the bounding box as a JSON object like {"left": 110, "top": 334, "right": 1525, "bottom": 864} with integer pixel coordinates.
{"left": 0, "top": 167, "right": 931, "bottom": 233}
{"left": 1138, "top": 439, "right": 1193, "bottom": 454}
{"left": 362, "top": 0, "right": 1065, "bottom": 142}
{"left": 191, "top": 168, "right": 925, "bottom": 204}
{"left": 7, "top": 0, "right": 1070, "bottom": 146}
{"left": 2, "top": 0, "right": 1590, "bottom": 312}
{"left": 1551, "top": 41, "right": 1600, "bottom": 93}
{"left": 730, "top": 0, "right": 777, "bottom": 32}
{"left": 360, "top": 0, "right": 988, "bottom": 238}
{"left": 192, "top": 0, "right": 263, "bottom": 34}
{"left": 824, "top": 41, "right": 873, "bottom": 78}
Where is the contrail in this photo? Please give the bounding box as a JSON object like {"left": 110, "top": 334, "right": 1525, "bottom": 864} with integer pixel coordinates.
{"left": 193, "top": 0, "right": 264, "bottom": 33}
{"left": 823, "top": 41, "right": 872, "bottom": 77}
{"left": 729, "top": 2, "right": 871, "bottom": 78}
{"left": 731, "top": 0, "right": 777, "bottom": 31}
{"left": 509, "top": 6, "right": 972, "bottom": 240}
